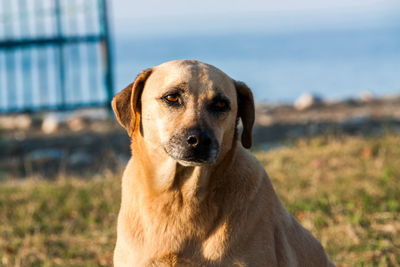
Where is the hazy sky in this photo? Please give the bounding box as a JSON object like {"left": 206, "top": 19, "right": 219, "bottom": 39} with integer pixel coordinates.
{"left": 112, "top": 0, "right": 400, "bottom": 36}
{"left": 111, "top": 0, "right": 400, "bottom": 101}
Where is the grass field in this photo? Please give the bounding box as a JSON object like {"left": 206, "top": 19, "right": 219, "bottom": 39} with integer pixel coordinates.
{"left": 1, "top": 135, "right": 399, "bottom": 266}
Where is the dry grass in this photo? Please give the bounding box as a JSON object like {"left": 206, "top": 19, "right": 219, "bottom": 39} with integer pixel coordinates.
{"left": 0, "top": 175, "right": 120, "bottom": 266}
{"left": 256, "top": 135, "right": 400, "bottom": 266}
{"left": 1, "top": 135, "right": 399, "bottom": 266}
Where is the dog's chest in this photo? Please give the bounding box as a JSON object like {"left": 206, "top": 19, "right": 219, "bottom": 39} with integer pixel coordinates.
{"left": 133, "top": 207, "right": 233, "bottom": 265}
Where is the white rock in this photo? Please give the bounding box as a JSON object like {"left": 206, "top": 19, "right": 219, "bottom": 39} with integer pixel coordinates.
{"left": 0, "top": 116, "right": 16, "bottom": 130}
{"left": 359, "top": 91, "right": 374, "bottom": 102}
{"left": 67, "top": 117, "right": 86, "bottom": 131}
{"left": 15, "top": 115, "right": 32, "bottom": 129}
{"left": 0, "top": 115, "right": 32, "bottom": 130}
{"left": 41, "top": 113, "right": 68, "bottom": 134}
{"left": 294, "top": 93, "right": 322, "bottom": 110}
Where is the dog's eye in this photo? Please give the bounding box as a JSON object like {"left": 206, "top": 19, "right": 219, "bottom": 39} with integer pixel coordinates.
{"left": 162, "top": 93, "right": 181, "bottom": 106}
{"left": 214, "top": 101, "right": 226, "bottom": 109}
{"left": 165, "top": 95, "right": 179, "bottom": 102}
{"left": 209, "top": 98, "right": 230, "bottom": 113}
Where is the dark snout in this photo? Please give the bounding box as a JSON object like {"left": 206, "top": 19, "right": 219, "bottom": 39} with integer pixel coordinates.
{"left": 165, "top": 128, "right": 219, "bottom": 165}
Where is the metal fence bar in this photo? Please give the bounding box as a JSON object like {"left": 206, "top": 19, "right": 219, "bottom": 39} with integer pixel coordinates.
{"left": 87, "top": 0, "right": 100, "bottom": 102}
{"left": 68, "top": 0, "right": 82, "bottom": 106}
{"left": 54, "top": 0, "right": 66, "bottom": 108}
{"left": 35, "top": 0, "right": 49, "bottom": 109}
{"left": 99, "top": 0, "right": 113, "bottom": 108}
{"left": 0, "top": 101, "right": 110, "bottom": 113}
{"left": 19, "top": 0, "right": 32, "bottom": 109}
{"left": 0, "top": 35, "right": 103, "bottom": 48}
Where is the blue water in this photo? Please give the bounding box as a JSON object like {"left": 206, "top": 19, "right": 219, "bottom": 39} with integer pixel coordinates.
{"left": 114, "top": 26, "right": 400, "bottom": 102}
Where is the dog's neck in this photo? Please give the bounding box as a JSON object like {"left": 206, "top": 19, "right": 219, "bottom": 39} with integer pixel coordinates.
{"left": 129, "top": 134, "right": 236, "bottom": 203}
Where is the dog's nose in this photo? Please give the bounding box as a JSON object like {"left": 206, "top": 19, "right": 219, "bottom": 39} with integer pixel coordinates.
{"left": 187, "top": 135, "right": 199, "bottom": 147}
{"left": 186, "top": 130, "right": 212, "bottom": 148}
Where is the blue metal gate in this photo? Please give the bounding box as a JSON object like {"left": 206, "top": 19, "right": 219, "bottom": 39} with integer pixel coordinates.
{"left": 0, "top": 0, "right": 113, "bottom": 113}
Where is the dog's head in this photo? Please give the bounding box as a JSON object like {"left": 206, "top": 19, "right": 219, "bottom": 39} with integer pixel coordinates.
{"left": 112, "top": 60, "right": 254, "bottom": 166}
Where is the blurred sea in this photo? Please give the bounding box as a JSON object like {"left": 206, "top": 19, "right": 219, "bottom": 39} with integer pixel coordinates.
{"left": 115, "top": 26, "right": 400, "bottom": 103}
{"left": 2, "top": 25, "right": 399, "bottom": 109}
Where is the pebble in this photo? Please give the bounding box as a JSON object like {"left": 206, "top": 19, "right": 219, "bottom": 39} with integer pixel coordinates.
{"left": 294, "top": 93, "right": 323, "bottom": 110}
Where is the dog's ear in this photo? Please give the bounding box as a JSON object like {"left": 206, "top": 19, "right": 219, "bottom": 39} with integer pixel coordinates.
{"left": 112, "top": 68, "right": 152, "bottom": 136}
{"left": 235, "top": 81, "right": 255, "bottom": 149}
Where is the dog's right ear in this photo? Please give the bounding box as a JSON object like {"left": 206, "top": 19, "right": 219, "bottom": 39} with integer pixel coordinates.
{"left": 111, "top": 68, "right": 152, "bottom": 136}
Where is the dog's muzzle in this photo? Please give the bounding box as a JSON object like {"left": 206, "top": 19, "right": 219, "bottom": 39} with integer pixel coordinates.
{"left": 164, "top": 128, "right": 219, "bottom": 165}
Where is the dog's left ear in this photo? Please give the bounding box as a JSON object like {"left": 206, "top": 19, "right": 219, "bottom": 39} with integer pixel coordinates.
{"left": 234, "top": 81, "right": 255, "bottom": 149}
{"left": 112, "top": 68, "right": 152, "bottom": 136}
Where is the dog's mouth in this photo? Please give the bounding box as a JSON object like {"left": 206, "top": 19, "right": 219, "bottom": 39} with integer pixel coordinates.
{"left": 176, "top": 158, "right": 214, "bottom": 167}
{"left": 164, "top": 145, "right": 219, "bottom": 166}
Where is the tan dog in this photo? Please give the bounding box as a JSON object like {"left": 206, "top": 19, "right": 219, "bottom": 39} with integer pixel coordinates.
{"left": 112, "top": 60, "right": 334, "bottom": 266}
